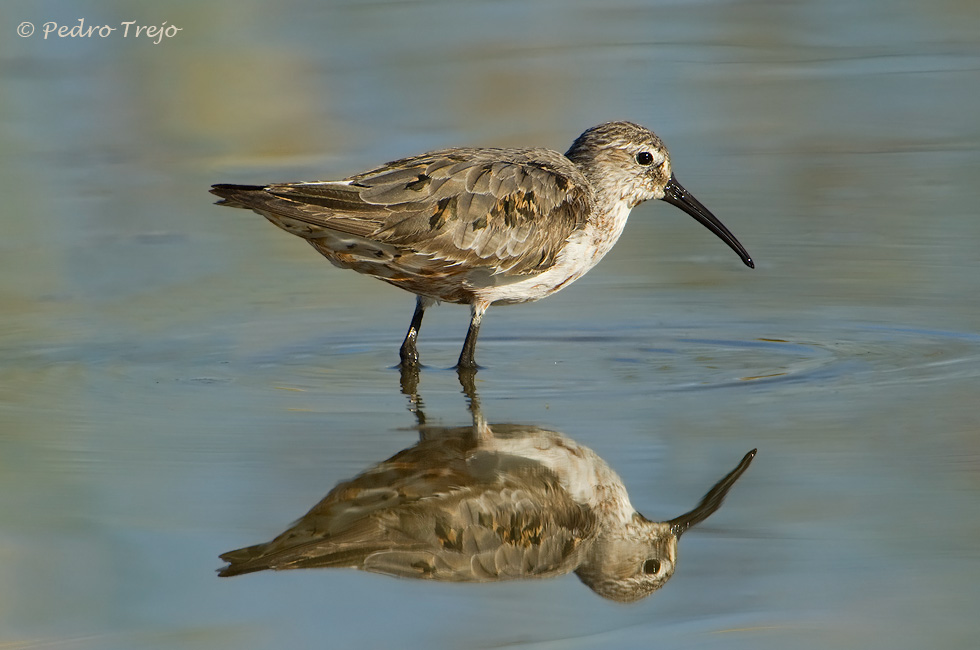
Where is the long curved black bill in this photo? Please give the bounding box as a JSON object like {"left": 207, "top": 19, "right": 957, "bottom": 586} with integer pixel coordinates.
{"left": 663, "top": 175, "right": 754, "bottom": 269}
{"left": 668, "top": 449, "right": 756, "bottom": 538}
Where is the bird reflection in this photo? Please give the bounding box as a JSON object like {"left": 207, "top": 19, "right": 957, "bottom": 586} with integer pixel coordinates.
{"left": 219, "top": 368, "right": 755, "bottom": 602}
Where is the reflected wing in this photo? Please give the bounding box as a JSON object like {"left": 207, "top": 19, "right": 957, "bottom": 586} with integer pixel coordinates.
{"left": 362, "top": 487, "right": 597, "bottom": 581}
{"left": 219, "top": 469, "right": 597, "bottom": 581}
{"left": 211, "top": 147, "right": 592, "bottom": 276}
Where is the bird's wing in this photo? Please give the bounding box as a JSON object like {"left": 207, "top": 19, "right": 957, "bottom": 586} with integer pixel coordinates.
{"left": 218, "top": 483, "right": 596, "bottom": 581}
{"left": 361, "top": 486, "right": 597, "bottom": 581}
{"left": 217, "top": 438, "right": 599, "bottom": 581}
{"left": 217, "top": 448, "right": 475, "bottom": 578}
{"left": 211, "top": 147, "right": 593, "bottom": 276}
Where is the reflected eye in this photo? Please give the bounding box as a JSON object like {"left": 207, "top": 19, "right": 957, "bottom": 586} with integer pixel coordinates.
{"left": 642, "top": 559, "right": 661, "bottom": 574}
{"left": 635, "top": 151, "right": 654, "bottom": 166}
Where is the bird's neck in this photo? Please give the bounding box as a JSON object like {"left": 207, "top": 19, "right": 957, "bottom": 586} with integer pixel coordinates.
{"left": 587, "top": 198, "right": 633, "bottom": 254}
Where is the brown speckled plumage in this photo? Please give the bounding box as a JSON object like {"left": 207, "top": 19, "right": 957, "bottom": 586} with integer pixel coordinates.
{"left": 211, "top": 121, "right": 753, "bottom": 368}
{"left": 217, "top": 400, "right": 756, "bottom": 602}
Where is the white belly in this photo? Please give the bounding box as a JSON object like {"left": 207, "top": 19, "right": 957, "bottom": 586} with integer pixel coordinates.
{"left": 475, "top": 202, "right": 633, "bottom": 305}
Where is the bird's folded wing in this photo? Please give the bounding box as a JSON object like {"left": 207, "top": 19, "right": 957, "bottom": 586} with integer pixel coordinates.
{"left": 214, "top": 148, "right": 593, "bottom": 275}
{"left": 218, "top": 481, "right": 597, "bottom": 581}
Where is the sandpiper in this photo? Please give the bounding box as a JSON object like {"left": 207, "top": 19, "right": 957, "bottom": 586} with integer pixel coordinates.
{"left": 211, "top": 121, "right": 753, "bottom": 368}
{"left": 218, "top": 395, "right": 756, "bottom": 602}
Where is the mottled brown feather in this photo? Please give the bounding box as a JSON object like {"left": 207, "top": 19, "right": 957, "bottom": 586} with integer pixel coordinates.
{"left": 212, "top": 147, "right": 593, "bottom": 282}
{"left": 217, "top": 426, "right": 597, "bottom": 580}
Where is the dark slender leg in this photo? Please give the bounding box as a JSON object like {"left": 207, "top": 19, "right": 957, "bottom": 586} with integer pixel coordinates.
{"left": 456, "top": 365, "right": 491, "bottom": 441}
{"left": 399, "top": 295, "right": 431, "bottom": 367}
{"left": 398, "top": 363, "right": 425, "bottom": 426}
{"left": 456, "top": 364, "right": 478, "bottom": 403}
{"left": 456, "top": 301, "right": 489, "bottom": 370}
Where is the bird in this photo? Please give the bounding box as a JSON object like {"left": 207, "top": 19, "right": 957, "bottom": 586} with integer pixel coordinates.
{"left": 217, "top": 398, "right": 757, "bottom": 602}
{"left": 211, "top": 121, "right": 754, "bottom": 369}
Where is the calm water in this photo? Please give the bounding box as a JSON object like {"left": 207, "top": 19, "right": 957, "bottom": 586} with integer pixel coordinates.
{"left": 2, "top": 0, "right": 979, "bottom": 648}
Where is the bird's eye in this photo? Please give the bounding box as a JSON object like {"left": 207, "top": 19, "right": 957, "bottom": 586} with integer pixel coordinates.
{"left": 635, "top": 151, "right": 654, "bottom": 166}
{"left": 642, "top": 559, "right": 661, "bottom": 574}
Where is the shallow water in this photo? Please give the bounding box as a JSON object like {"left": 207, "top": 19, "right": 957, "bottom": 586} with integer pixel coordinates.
{"left": 2, "top": 0, "right": 980, "bottom": 648}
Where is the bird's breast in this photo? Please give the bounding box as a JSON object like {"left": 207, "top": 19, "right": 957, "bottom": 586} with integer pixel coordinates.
{"left": 477, "top": 202, "right": 633, "bottom": 305}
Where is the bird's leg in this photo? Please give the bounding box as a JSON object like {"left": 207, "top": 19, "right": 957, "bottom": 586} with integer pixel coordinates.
{"left": 399, "top": 295, "right": 432, "bottom": 368}
{"left": 456, "top": 366, "right": 492, "bottom": 442}
{"left": 398, "top": 363, "right": 426, "bottom": 427}
{"left": 456, "top": 301, "right": 489, "bottom": 370}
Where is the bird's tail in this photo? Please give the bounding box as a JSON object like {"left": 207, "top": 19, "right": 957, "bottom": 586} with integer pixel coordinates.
{"left": 209, "top": 183, "right": 268, "bottom": 209}
{"left": 217, "top": 542, "right": 274, "bottom": 577}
